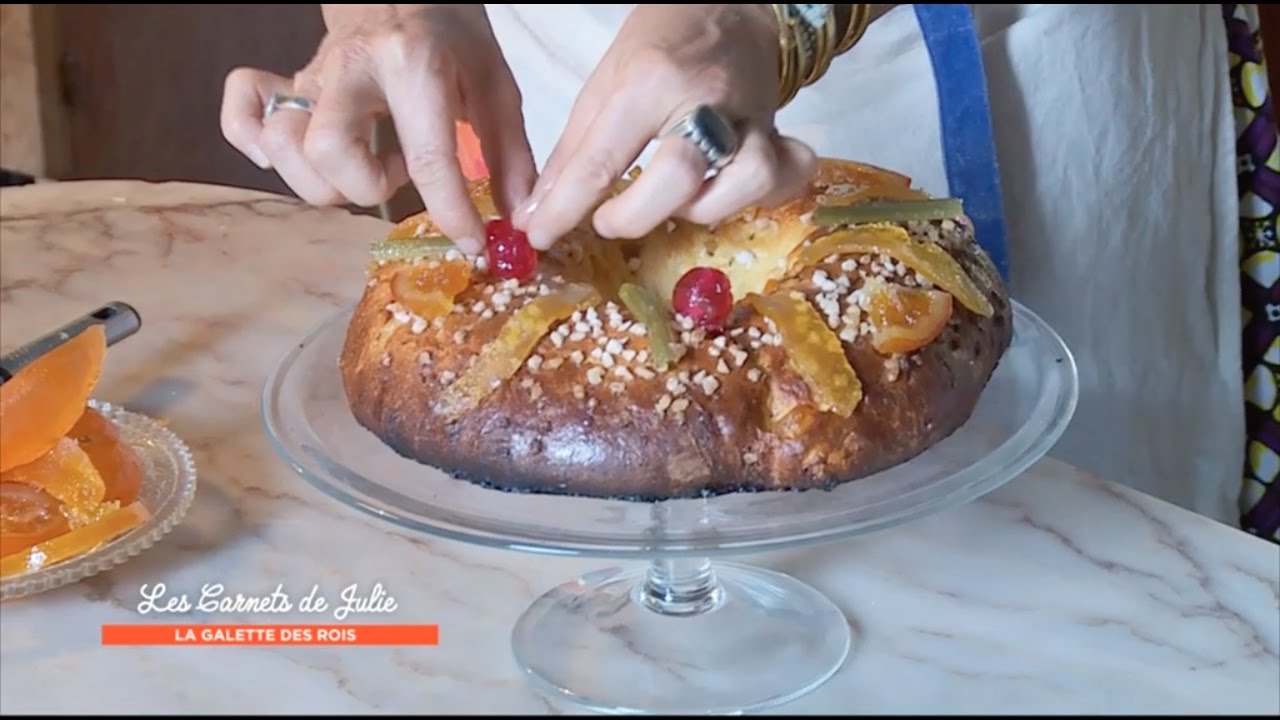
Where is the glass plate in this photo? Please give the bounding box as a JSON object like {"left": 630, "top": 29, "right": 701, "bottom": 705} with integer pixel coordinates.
{"left": 262, "top": 300, "right": 1078, "bottom": 557}
{"left": 0, "top": 400, "right": 199, "bottom": 602}
{"left": 263, "top": 299, "right": 1078, "bottom": 715}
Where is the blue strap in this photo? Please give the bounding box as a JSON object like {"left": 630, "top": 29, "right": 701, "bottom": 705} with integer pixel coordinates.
{"left": 914, "top": 4, "right": 1011, "bottom": 280}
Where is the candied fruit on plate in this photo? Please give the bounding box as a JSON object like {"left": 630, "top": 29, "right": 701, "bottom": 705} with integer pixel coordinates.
{"left": 0, "top": 323, "right": 195, "bottom": 592}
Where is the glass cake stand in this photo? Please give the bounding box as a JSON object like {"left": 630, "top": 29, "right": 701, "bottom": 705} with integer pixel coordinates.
{"left": 262, "top": 300, "right": 1077, "bottom": 716}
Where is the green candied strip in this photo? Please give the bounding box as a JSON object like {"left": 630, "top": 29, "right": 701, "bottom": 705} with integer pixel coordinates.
{"left": 618, "top": 282, "right": 675, "bottom": 372}
{"left": 369, "top": 235, "right": 455, "bottom": 263}
{"left": 812, "top": 198, "right": 965, "bottom": 227}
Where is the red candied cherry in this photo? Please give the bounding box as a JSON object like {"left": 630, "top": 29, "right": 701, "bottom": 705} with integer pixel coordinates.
{"left": 672, "top": 267, "right": 734, "bottom": 332}
{"left": 484, "top": 218, "right": 538, "bottom": 280}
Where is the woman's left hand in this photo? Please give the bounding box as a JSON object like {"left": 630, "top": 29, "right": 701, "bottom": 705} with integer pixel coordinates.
{"left": 512, "top": 3, "right": 818, "bottom": 250}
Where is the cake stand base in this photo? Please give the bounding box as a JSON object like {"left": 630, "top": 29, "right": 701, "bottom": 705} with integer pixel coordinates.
{"left": 512, "top": 558, "right": 851, "bottom": 715}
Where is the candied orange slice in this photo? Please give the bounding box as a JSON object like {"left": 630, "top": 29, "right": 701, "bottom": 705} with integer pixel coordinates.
{"left": 810, "top": 162, "right": 919, "bottom": 206}
{"left": 386, "top": 180, "right": 498, "bottom": 242}
{"left": 0, "top": 324, "right": 107, "bottom": 473}
{"left": 386, "top": 214, "right": 430, "bottom": 242}
{"left": 581, "top": 239, "right": 635, "bottom": 302}
{"left": 746, "top": 293, "right": 863, "bottom": 417}
{"left": 436, "top": 283, "right": 602, "bottom": 420}
{"left": 69, "top": 407, "right": 143, "bottom": 506}
{"left": 819, "top": 182, "right": 928, "bottom": 207}
{"left": 391, "top": 258, "right": 473, "bottom": 321}
{"left": 456, "top": 121, "right": 488, "bottom": 181}
{"left": 0, "top": 500, "right": 150, "bottom": 579}
{"left": 0, "top": 483, "right": 70, "bottom": 559}
{"left": 1, "top": 436, "right": 108, "bottom": 527}
{"left": 796, "top": 225, "right": 994, "bottom": 317}
{"left": 844, "top": 161, "right": 913, "bottom": 188}
{"left": 865, "top": 279, "right": 954, "bottom": 354}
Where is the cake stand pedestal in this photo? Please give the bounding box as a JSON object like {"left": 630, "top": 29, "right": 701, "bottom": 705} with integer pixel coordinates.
{"left": 512, "top": 556, "right": 850, "bottom": 715}
{"left": 263, "top": 301, "right": 1078, "bottom": 715}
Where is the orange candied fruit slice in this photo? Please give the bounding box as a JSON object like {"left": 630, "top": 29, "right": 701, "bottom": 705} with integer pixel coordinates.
{"left": 746, "top": 292, "right": 864, "bottom": 418}
{"left": 0, "top": 324, "right": 107, "bottom": 473}
{"left": 580, "top": 238, "right": 635, "bottom": 302}
{"left": 865, "top": 280, "right": 954, "bottom": 355}
{"left": 1, "top": 436, "right": 108, "bottom": 527}
{"left": 796, "top": 225, "right": 994, "bottom": 318}
{"left": 819, "top": 181, "right": 926, "bottom": 207}
{"left": 391, "top": 258, "right": 473, "bottom": 321}
{"left": 69, "top": 407, "right": 143, "bottom": 506}
{"left": 0, "top": 501, "right": 150, "bottom": 579}
{"left": 455, "top": 121, "right": 488, "bottom": 181}
{"left": 0, "top": 483, "right": 70, "bottom": 559}
{"left": 386, "top": 213, "right": 430, "bottom": 241}
{"left": 435, "top": 283, "right": 602, "bottom": 420}
{"left": 807, "top": 161, "right": 921, "bottom": 208}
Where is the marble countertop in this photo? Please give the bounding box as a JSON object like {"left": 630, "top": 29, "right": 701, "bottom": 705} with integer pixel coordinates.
{"left": 0, "top": 181, "right": 1277, "bottom": 715}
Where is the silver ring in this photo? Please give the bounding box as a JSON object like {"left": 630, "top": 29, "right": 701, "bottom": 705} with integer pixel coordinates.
{"left": 666, "top": 105, "right": 740, "bottom": 170}
{"left": 263, "top": 93, "right": 315, "bottom": 122}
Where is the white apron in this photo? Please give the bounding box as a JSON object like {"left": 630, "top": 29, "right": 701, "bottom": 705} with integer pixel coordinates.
{"left": 485, "top": 4, "right": 1247, "bottom": 528}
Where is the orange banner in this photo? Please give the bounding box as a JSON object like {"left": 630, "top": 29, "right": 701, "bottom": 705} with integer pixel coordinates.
{"left": 101, "top": 624, "right": 438, "bottom": 646}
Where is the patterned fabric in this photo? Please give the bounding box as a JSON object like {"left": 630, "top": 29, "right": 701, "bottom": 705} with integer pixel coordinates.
{"left": 1224, "top": 4, "right": 1280, "bottom": 543}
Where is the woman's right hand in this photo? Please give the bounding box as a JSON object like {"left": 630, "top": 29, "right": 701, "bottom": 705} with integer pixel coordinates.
{"left": 220, "top": 4, "right": 535, "bottom": 253}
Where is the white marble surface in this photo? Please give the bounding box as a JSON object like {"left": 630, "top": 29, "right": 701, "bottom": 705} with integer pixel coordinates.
{"left": 0, "top": 181, "right": 1276, "bottom": 715}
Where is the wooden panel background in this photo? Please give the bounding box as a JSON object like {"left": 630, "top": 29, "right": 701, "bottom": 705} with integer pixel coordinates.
{"left": 0, "top": 5, "right": 43, "bottom": 176}
{"left": 54, "top": 3, "right": 325, "bottom": 197}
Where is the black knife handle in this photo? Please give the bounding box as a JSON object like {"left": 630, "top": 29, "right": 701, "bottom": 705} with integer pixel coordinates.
{"left": 0, "top": 301, "right": 142, "bottom": 386}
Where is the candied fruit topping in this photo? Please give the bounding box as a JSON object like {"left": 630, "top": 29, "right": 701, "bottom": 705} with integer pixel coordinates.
{"left": 582, "top": 239, "right": 635, "bottom": 301}
{"left": 746, "top": 293, "right": 863, "bottom": 418}
{"left": 796, "top": 225, "right": 994, "bottom": 317}
{"left": 485, "top": 218, "right": 538, "bottom": 280}
{"left": 0, "top": 501, "right": 150, "bottom": 578}
{"left": 391, "top": 258, "right": 473, "bottom": 321}
{"left": 370, "top": 236, "right": 454, "bottom": 264}
{"left": 70, "top": 407, "right": 143, "bottom": 506}
{"left": 0, "top": 482, "right": 70, "bottom": 559}
{"left": 672, "top": 267, "right": 734, "bottom": 332}
{"left": 1, "top": 436, "right": 107, "bottom": 528}
{"left": 435, "top": 283, "right": 602, "bottom": 420}
{"left": 813, "top": 198, "right": 964, "bottom": 227}
{"left": 0, "top": 324, "right": 107, "bottom": 473}
{"left": 619, "top": 282, "right": 675, "bottom": 371}
{"left": 864, "top": 279, "right": 954, "bottom": 355}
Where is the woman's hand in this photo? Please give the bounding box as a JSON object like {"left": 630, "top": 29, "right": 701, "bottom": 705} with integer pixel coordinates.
{"left": 512, "top": 4, "right": 817, "bottom": 250}
{"left": 219, "top": 4, "right": 536, "bottom": 253}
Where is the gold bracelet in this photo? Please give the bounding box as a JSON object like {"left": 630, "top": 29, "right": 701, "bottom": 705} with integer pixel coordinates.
{"left": 835, "top": 3, "right": 872, "bottom": 55}
{"left": 802, "top": 5, "right": 838, "bottom": 87}
{"left": 789, "top": 17, "right": 820, "bottom": 102}
{"left": 774, "top": 4, "right": 835, "bottom": 107}
{"left": 773, "top": 4, "right": 808, "bottom": 107}
{"left": 774, "top": 4, "right": 871, "bottom": 107}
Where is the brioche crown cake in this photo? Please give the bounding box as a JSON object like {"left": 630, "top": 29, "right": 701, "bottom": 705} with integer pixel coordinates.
{"left": 338, "top": 158, "right": 1013, "bottom": 500}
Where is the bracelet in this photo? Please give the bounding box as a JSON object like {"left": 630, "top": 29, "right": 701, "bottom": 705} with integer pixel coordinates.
{"left": 771, "top": 4, "right": 802, "bottom": 107}
{"left": 802, "top": 4, "right": 839, "bottom": 87}
{"left": 835, "top": 3, "right": 872, "bottom": 54}
{"left": 773, "top": 4, "right": 872, "bottom": 108}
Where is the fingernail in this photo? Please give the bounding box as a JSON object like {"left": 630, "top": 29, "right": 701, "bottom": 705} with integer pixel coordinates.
{"left": 514, "top": 181, "right": 552, "bottom": 224}
{"left": 248, "top": 144, "right": 271, "bottom": 170}
{"left": 456, "top": 236, "right": 481, "bottom": 253}
{"left": 515, "top": 198, "right": 540, "bottom": 226}
{"left": 527, "top": 229, "right": 553, "bottom": 250}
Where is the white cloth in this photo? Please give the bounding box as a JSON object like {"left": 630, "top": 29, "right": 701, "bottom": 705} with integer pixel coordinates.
{"left": 486, "top": 4, "right": 1246, "bottom": 527}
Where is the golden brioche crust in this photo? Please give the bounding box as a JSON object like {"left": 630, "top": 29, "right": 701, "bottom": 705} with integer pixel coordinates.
{"left": 339, "top": 158, "right": 1013, "bottom": 500}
